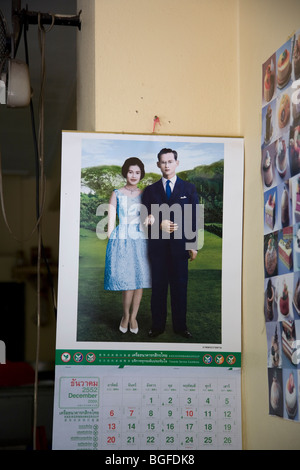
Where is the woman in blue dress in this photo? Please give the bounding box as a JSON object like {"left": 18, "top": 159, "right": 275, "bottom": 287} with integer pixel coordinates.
{"left": 104, "top": 157, "right": 151, "bottom": 334}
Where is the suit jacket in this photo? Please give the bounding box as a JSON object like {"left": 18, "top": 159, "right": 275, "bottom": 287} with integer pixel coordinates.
{"left": 142, "top": 177, "right": 199, "bottom": 258}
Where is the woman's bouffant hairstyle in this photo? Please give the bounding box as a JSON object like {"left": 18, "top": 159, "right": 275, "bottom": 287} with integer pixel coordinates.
{"left": 121, "top": 157, "right": 145, "bottom": 179}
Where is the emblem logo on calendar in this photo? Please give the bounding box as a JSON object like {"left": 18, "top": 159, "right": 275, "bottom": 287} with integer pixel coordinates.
{"left": 215, "top": 354, "right": 224, "bottom": 365}
{"left": 73, "top": 352, "right": 84, "bottom": 363}
{"left": 226, "top": 355, "right": 236, "bottom": 365}
{"left": 61, "top": 352, "right": 71, "bottom": 363}
{"left": 203, "top": 354, "right": 213, "bottom": 364}
{"left": 86, "top": 352, "right": 96, "bottom": 363}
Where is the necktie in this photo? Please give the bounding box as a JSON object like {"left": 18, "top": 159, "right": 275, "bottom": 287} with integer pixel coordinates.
{"left": 166, "top": 180, "right": 171, "bottom": 200}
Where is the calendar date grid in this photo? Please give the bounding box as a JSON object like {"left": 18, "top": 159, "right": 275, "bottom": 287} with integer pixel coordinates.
{"left": 99, "top": 375, "right": 240, "bottom": 450}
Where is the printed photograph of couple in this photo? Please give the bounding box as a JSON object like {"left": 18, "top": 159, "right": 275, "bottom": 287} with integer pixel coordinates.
{"left": 76, "top": 136, "right": 224, "bottom": 345}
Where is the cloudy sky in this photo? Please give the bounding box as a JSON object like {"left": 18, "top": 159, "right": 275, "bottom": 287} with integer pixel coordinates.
{"left": 81, "top": 135, "right": 224, "bottom": 175}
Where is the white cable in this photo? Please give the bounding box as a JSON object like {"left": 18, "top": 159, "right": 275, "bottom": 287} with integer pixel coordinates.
{"left": 32, "top": 13, "right": 54, "bottom": 451}
{"left": 0, "top": 11, "right": 57, "bottom": 451}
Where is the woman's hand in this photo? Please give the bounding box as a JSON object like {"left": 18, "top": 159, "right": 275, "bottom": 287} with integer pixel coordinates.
{"left": 144, "top": 214, "right": 155, "bottom": 226}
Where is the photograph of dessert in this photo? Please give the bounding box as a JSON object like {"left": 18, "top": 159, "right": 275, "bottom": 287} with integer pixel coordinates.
{"left": 276, "top": 39, "right": 292, "bottom": 90}
{"left": 278, "top": 227, "right": 293, "bottom": 274}
{"left": 266, "top": 321, "right": 281, "bottom": 367}
{"left": 261, "top": 136, "right": 290, "bottom": 190}
{"left": 264, "top": 278, "right": 277, "bottom": 322}
{"left": 291, "top": 173, "right": 300, "bottom": 224}
{"left": 279, "top": 183, "right": 291, "bottom": 229}
{"left": 262, "top": 54, "right": 276, "bottom": 104}
{"left": 268, "top": 368, "right": 283, "bottom": 417}
{"left": 284, "top": 370, "right": 298, "bottom": 420}
{"left": 294, "top": 320, "right": 300, "bottom": 363}
{"left": 292, "top": 30, "right": 300, "bottom": 81}
{"left": 293, "top": 224, "right": 300, "bottom": 272}
{"left": 264, "top": 232, "right": 278, "bottom": 278}
{"left": 281, "top": 320, "right": 297, "bottom": 367}
{"left": 262, "top": 145, "right": 275, "bottom": 188}
{"left": 277, "top": 91, "right": 291, "bottom": 131}
{"left": 262, "top": 101, "right": 275, "bottom": 146}
{"left": 277, "top": 274, "right": 294, "bottom": 322}
{"left": 291, "top": 81, "right": 300, "bottom": 124}
{"left": 292, "top": 271, "right": 300, "bottom": 316}
{"left": 275, "top": 135, "right": 290, "bottom": 180}
{"left": 289, "top": 124, "right": 300, "bottom": 176}
{"left": 264, "top": 187, "right": 277, "bottom": 234}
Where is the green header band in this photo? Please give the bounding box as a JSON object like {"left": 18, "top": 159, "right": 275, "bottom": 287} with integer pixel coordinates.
{"left": 55, "top": 349, "right": 241, "bottom": 368}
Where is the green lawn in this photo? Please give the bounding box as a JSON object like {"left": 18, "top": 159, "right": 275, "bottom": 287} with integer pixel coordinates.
{"left": 77, "top": 228, "right": 222, "bottom": 345}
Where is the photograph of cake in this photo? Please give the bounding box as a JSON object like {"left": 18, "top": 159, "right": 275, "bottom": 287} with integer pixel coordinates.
{"left": 292, "top": 30, "right": 300, "bottom": 81}
{"left": 275, "top": 135, "right": 289, "bottom": 180}
{"left": 279, "top": 183, "right": 291, "bottom": 229}
{"left": 284, "top": 370, "right": 298, "bottom": 419}
{"left": 281, "top": 320, "right": 297, "bottom": 365}
{"left": 268, "top": 368, "right": 283, "bottom": 417}
{"left": 294, "top": 320, "right": 300, "bottom": 364}
{"left": 262, "top": 101, "right": 275, "bottom": 147}
{"left": 276, "top": 39, "right": 292, "bottom": 90}
{"left": 262, "top": 54, "right": 276, "bottom": 104}
{"left": 262, "top": 146, "right": 275, "bottom": 188}
{"left": 277, "top": 91, "right": 291, "bottom": 132}
{"left": 261, "top": 137, "right": 291, "bottom": 190}
{"left": 264, "top": 187, "right": 277, "bottom": 233}
{"left": 289, "top": 125, "right": 300, "bottom": 176}
{"left": 293, "top": 224, "right": 300, "bottom": 272}
{"left": 280, "top": 187, "right": 290, "bottom": 228}
{"left": 292, "top": 272, "right": 300, "bottom": 316}
{"left": 264, "top": 278, "right": 277, "bottom": 322}
{"left": 267, "top": 322, "right": 281, "bottom": 367}
{"left": 276, "top": 274, "right": 294, "bottom": 321}
{"left": 291, "top": 82, "right": 300, "bottom": 124}
{"left": 278, "top": 227, "right": 293, "bottom": 274}
{"left": 264, "top": 233, "right": 278, "bottom": 277}
{"left": 291, "top": 173, "right": 300, "bottom": 224}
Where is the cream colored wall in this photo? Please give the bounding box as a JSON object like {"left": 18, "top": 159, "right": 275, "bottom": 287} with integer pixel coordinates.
{"left": 93, "top": 0, "right": 239, "bottom": 136}
{"left": 77, "top": 0, "right": 300, "bottom": 450}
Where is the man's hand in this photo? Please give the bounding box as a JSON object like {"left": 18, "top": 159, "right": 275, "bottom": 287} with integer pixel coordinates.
{"left": 189, "top": 249, "right": 197, "bottom": 261}
{"left": 160, "top": 220, "right": 178, "bottom": 233}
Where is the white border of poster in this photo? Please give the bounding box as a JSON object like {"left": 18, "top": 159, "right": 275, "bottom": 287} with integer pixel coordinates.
{"left": 55, "top": 132, "right": 243, "bottom": 362}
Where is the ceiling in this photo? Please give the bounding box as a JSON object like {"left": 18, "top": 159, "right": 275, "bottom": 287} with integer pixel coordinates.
{"left": 0, "top": 0, "right": 79, "bottom": 177}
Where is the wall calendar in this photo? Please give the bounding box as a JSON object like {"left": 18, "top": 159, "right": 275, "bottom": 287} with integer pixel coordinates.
{"left": 52, "top": 132, "right": 244, "bottom": 451}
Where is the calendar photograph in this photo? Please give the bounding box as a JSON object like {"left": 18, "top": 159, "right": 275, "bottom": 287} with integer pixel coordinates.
{"left": 55, "top": 132, "right": 243, "bottom": 358}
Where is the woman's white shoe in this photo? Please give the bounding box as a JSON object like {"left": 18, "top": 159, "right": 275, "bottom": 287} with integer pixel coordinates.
{"left": 130, "top": 323, "right": 138, "bottom": 334}
{"left": 119, "top": 324, "right": 128, "bottom": 333}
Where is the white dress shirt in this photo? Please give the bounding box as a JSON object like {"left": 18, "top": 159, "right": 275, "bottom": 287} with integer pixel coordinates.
{"left": 162, "top": 175, "right": 177, "bottom": 194}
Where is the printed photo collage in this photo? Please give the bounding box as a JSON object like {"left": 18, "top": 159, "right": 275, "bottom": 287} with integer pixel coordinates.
{"left": 262, "top": 31, "right": 300, "bottom": 421}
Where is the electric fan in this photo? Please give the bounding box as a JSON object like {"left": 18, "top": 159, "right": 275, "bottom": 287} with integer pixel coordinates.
{"left": 0, "top": 7, "right": 30, "bottom": 108}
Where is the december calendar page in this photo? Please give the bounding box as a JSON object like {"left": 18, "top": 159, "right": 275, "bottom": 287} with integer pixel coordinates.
{"left": 52, "top": 365, "right": 242, "bottom": 451}
{"left": 55, "top": 132, "right": 244, "bottom": 366}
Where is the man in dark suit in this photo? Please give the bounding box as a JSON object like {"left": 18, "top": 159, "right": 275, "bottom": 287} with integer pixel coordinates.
{"left": 142, "top": 148, "right": 199, "bottom": 339}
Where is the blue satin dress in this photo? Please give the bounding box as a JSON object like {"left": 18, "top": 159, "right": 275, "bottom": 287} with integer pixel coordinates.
{"left": 104, "top": 189, "right": 151, "bottom": 291}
